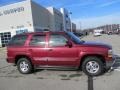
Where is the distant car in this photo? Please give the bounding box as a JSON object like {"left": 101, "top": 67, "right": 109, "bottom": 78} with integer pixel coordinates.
{"left": 107, "top": 31, "right": 113, "bottom": 35}
{"left": 7, "top": 31, "right": 113, "bottom": 76}
{"left": 118, "top": 30, "right": 120, "bottom": 34}
{"left": 114, "top": 30, "right": 120, "bottom": 35}
{"left": 94, "top": 30, "right": 102, "bottom": 36}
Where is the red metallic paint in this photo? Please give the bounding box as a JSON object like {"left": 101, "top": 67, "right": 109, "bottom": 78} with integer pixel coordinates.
{"left": 7, "top": 31, "right": 113, "bottom": 69}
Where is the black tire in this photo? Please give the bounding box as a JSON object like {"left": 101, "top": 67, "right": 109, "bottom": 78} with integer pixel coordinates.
{"left": 17, "top": 58, "right": 33, "bottom": 74}
{"left": 82, "top": 56, "right": 104, "bottom": 76}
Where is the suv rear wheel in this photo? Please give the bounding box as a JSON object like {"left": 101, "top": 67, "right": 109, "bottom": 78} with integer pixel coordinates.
{"left": 17, "top": 58, "right": 33, "bottom": 74}
{"left": 82, "top": 56, "right": 104, "bottom": 76}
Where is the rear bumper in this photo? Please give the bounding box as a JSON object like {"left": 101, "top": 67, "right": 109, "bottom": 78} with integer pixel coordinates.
{"left": 6, "top": 59, "right": 9, "bottom": 63}
{"left": 6, "top": 57, "right": 15, "bottom": 63}
{"left": 6, "top": 58, "right": 16, "bottom": 66}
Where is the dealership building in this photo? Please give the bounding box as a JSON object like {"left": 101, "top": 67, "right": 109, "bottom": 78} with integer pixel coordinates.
{"left": 0, "top": 0, "right": 76, "bottom": 47}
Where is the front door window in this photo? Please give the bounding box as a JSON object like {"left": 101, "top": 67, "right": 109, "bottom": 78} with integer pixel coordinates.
{"left": 49, "top": 34, "right": 68, "bottom": 47}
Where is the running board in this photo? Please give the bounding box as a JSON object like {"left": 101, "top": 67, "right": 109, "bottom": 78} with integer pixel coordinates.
{"left": 35, "top": 66, "right": 79, "bottom": 70}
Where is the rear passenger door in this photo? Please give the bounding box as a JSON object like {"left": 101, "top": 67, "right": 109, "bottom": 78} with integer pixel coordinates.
{"left": 28, "top": 34, "right": 47, "bottom": 65}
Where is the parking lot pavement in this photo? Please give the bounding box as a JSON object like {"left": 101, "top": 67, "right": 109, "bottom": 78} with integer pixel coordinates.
{"left": 83, "top": 34, "right": 120, "bottom": 55}
{"left": 0, "top": 34, "right": 120, "bottom": 90}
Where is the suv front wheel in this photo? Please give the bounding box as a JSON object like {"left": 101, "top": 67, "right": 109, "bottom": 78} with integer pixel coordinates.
{"left": 17, "top": 58, "right": 33, "bottom": 74}
{"left": 82, "top": 56, "right": 104, "bottom": 76}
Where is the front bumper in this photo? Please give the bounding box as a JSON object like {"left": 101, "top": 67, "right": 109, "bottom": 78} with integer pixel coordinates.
{"left": 106, "top": 58, "right": 115, "bottom": 68}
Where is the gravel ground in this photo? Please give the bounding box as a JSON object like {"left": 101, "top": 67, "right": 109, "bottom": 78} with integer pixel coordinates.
{"left": 0, "top": 34, "right": 120, "bottom": 90}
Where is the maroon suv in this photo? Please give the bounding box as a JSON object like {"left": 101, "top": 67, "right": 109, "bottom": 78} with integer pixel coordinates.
{"left": 6, "top": 31, "right": 113, "bottom": 76}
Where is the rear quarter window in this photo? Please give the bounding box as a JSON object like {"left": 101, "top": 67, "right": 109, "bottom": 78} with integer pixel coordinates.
{"left": 8, "top": 35, "right": 28, "bottom": 46}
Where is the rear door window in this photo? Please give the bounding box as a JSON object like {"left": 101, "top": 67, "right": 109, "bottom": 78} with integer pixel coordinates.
{"left": 29, "top": 35, "right": 46, "bottom": 47}
{"left": 8, "top": 35, "right": 28, "bottom": 46}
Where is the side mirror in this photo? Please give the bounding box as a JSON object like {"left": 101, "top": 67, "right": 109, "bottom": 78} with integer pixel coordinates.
{"left": 66, "top": 41, "right": 72, "bottom": 48}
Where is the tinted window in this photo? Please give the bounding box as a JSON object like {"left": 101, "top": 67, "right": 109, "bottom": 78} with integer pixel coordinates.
{"left": 30, "top": 35, "right": 46, "bottom": 47}
{"left": 49, "top": 34, "right": 68, "bottom": 47}
{"left": 8, "top": 35, "right": 28, "bottom": 46}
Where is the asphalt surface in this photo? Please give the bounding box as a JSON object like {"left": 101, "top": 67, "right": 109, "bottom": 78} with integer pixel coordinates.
{"left": 0, "top": 34, "right": 120, "bottom": 90}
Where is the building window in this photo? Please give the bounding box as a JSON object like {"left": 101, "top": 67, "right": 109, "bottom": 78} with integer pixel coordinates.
{"left": 0, "top": 32, "right": 11, "bottom": 47}
{"left": 16, "top": 29, "right": 28, "bottom": 34}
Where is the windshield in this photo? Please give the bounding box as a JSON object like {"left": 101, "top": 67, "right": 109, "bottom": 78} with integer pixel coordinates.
{"left": 66, "top": 32, "right": 83, "bottom": 44}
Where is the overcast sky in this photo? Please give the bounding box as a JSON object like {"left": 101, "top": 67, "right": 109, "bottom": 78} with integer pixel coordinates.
{"left": 0, "top": 0, "right": 120, "bottom": 29}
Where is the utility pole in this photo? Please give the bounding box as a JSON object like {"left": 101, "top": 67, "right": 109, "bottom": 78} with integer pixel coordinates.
{"left": 79, "top": 21, "right": 82, "bottom": 30}
{"left": 69, "top": 12, "right": 72, "bottom": 32}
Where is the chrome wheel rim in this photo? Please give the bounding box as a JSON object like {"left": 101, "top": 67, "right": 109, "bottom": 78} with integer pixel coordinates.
{"left": 86, "top": 61, "right": 99, "bottom": 74}
{"left": 20, "top": 61, "right": 29, "bottom": 72}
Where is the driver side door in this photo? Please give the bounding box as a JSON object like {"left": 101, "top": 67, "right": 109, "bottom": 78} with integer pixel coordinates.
{"left": 47, "top": 34, "right": 79, "bottom": 67}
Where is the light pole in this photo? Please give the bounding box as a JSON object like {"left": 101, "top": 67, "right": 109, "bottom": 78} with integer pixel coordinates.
{"left": 69, "top": 12, "right": 72, "bottom": 32}
{"left": 79, "top": 21, "right": 82, "bottom": 30}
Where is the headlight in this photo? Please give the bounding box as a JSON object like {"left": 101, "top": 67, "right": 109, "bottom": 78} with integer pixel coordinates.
{"left": 108, "top": 49, "right": 113, "bottom": 57}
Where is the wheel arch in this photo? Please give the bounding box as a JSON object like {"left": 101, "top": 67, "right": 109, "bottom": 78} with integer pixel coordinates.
{"left": 79, "top": 54, "right": 105, "bottom": 69}
{"left": 15, "top": 55, "right": 32, "bottom": 65}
